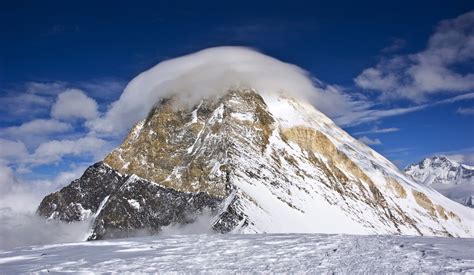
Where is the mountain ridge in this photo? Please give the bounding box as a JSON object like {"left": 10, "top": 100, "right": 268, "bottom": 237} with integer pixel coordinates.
{"left": 37, "top": 89, "right": 474, "bottom": 238}
{"left": 405, "top": 156, "right": 474, "bottom": 207}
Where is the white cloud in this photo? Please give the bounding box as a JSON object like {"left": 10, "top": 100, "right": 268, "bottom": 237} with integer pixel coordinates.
{"left": 358, "top": 136, "right": 382, "bottom": 145}
{"left": 457, "top": 107, "right": 474, "bottom": 115}
{"left": 0, "top": 139, "right": 28, "bottom": 162}
{"left": 0, "top": 82, "right": 70, "bottom": 119}
{"left": 355, "top": 11, "right": 474, "bottom": 102}
{"left": 51, "top": 89, "right": 99, "bottom": 121}
{"left": 24, "top": 81, "right": 67, "bottom": 95}
{"left": 0, "top": 163, "right": 91, "bottom": 250}
{"left": 333, "top": 92, "right": 474, "bottom": 127}
{"left": 333, "top": 103, "right": 426, "bottom": 126}
{"left": 84, "top": 46, "right": 474, "bottom": 133}
{"left": 88, "top": 46, "right": 340, "bottom": 135}
{"left": 354, "top": 126, "right": 400, "bottom": 135}
{"left": 0, "top": 92, "right": 52, "bottom": 118}
{"left": 445, "top": 153, "right": 474, "bottom": 166}
{"left": 0, "top": 162, "right": 45, "bottom": 212}
{"left": 0, "top": 164, "right": 17, "bottom": 194}
{"left": 32, "top": 136, "right": 109, "bottom": 165}
{"left": 0, "top": 162, "right": 88, "bottom": 213}
{"left": 0, "top": 210, "right": 91, "bottom": 250}
{"left": 1, "top": 119, "right": 72, "bottom": 137}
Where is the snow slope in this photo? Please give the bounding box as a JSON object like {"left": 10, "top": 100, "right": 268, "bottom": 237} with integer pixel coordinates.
{"left": 1, "top": 234, "right": 474, "bottom": 273}
{"left": 39, "top": 90, "right": 474, "bottom": 238}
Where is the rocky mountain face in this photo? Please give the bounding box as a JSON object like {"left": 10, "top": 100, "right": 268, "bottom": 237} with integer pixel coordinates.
{"left": 405, "top": 156, "right": 474, "bottom": 207}
{"left": 38, "top": 90, "right": 474, "bottom": 239}
{"left": 38, "top": 162, "right": 221, "bottom": 240}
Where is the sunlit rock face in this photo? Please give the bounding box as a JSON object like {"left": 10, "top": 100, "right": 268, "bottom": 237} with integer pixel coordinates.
{"left": 38, "top": 89, "right": 474, "bottom": 240}
{"left": 104, "top": 90, "right": 273, "bottom": 198}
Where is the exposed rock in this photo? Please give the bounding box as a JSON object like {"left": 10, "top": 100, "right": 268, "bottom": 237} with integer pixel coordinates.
{"left": 37, "top": 162, "right": 221, "bottom": 240}
{"left": 412, "top": 190, "right": 436, "bottom": 217}
{"left": 37, "top": 162, "right": 124, "bottom": 222}
{"left": 37, "top": 90, "right": 474, "bottom": 239}
{"left": 387, "top": 178, "right": 407, "bottom": 199}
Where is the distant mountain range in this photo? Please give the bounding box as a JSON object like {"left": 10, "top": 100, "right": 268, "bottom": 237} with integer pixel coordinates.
{"left": 405, "top": 156, "right": 474, "bottom": 207}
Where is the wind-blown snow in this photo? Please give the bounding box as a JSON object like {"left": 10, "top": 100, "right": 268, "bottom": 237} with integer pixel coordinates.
{"left": 1, "top": 234, "right": 473, "bottom": 273}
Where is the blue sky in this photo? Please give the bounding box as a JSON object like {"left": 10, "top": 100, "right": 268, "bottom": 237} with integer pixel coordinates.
{"left": 0, "top": 0, "right": 473, "bottom": 196}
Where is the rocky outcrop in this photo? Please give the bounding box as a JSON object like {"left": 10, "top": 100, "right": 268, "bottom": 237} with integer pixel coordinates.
{"left": 37, "top": 162, "right": 124, "bottom": 222}
{"left": 37, "top": 162, "right": 222, "bottom": 240}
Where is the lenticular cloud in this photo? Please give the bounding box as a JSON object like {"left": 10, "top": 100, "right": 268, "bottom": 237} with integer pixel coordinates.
{"left": 88, "top": 47, "right": 319, "bottom": 135}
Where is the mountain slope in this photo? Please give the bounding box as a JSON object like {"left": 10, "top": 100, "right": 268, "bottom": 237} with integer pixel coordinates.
{"left": 38, "top": 90, "right": 474, "bottom": 238}
{"left": 405, "top": 156, "right": 474, "bottom": 207}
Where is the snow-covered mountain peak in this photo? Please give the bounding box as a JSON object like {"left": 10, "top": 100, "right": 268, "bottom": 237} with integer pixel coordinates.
{"left": 405, "top": 156, "right": 474, "bottom": 207}
{"left": 405, "top": 156, "right": 474, "bottom": 186}
{"left": 38, "top": 89, "right": 474, "bottom": 239}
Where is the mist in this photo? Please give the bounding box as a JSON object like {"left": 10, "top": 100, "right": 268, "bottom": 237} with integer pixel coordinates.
{"left": 0, "top": 164, "right": 92, "bottom": 250}
{"left": 159, "top": 209, "right": 217, "bottom": 236}
{"left": 88, "top": 46, "right": 341, "bottom": 135}
{"left": 0, "top": 209, "right": 91, "bottom": 250}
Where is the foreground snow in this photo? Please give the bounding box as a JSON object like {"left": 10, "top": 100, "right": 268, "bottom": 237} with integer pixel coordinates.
{"left": 1, "top": 234, "right": 474, "bottom": 273}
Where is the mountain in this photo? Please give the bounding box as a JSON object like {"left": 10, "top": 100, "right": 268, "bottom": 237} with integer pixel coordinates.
{"left": 405, "top": 156, "right": 474, "bottom": 207}
{"left": 37, "top": 89, "right": 474, "bottom": 239}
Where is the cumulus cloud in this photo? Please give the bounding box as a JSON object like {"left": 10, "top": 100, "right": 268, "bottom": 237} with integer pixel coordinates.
{"left": 0, "top": 119, "right": 74, "bottom": 150}
{"left": 355, "top": 11, "right": 474, "bottom": 102}
{"left": 31, "top": 136, "right": 110, "bottom": 165}
{"left": 0, "top": 139, "right": 28, "bottom": 163}
{"left": 358, "top": 136, "right": 382, "bottom": 145}
{"left": 51, "top": 89, "right": 99, "bottom": 120}
{"left": 1, "top": 119, "right": 72, "bottom": 137}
